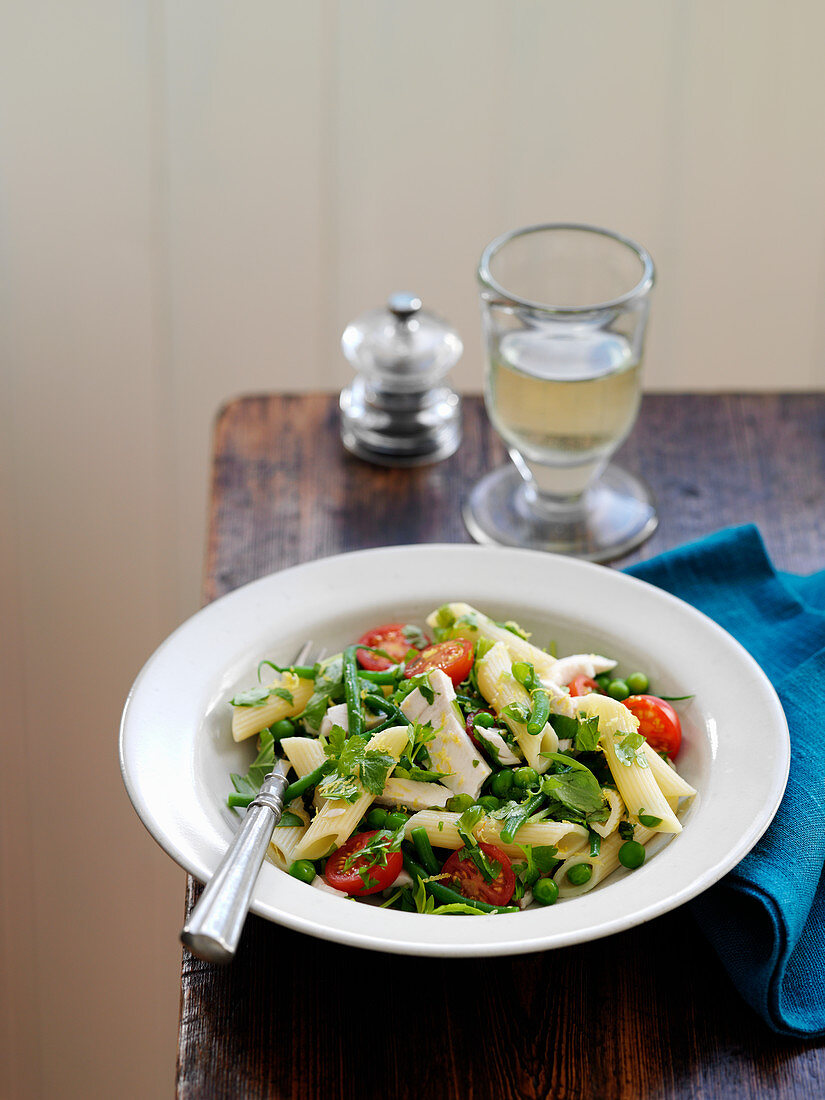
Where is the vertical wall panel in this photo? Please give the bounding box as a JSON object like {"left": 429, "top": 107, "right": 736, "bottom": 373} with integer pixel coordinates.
{"left": 0, "top": 3, "right": 180, "bottom": 1097}
{"left": 163, "top": 0, "right": 331, "bottom": 614}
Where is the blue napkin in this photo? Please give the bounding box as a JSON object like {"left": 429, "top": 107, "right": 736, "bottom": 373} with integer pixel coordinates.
{"left": 626, "top": 525, "right": 825, "bottom": 1038}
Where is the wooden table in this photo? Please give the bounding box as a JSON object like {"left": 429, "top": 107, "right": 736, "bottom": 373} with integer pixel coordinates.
{"left": 178, "top": 394, "right": 825, "bottom": 1099}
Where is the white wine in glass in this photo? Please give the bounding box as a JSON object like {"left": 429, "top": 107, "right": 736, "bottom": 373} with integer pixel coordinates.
{"left": 466, "top": 224, "right": 656, "bottom": 560}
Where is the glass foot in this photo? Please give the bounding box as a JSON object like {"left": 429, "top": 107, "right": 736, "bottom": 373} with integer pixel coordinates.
{"left": 463, "top": 463, "right": 657, "bottom": 562}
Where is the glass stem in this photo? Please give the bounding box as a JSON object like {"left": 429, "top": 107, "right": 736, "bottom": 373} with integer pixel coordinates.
{"left": 509, "top": 449, "right": 609, "bottom": 517}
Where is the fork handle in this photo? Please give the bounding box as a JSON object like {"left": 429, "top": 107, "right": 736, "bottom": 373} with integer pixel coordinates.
{"left": 180, "top": 771, "right": 289, "bottom": 964}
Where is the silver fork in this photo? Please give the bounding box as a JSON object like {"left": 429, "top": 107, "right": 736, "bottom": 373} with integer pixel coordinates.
{"left": 180, "top": 642, "right": 319, "bottom": 964}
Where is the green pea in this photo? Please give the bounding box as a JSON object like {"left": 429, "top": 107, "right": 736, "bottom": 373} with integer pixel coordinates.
{"left": 513, "top": 766, "right": 539, "bottom": 790}
{"left": 566, "top": 863, "right": 593, "bottom": 886}
{"left": 385, "top": 811, "right": 409, "bottom": 831}
{"left": 446, "top": 794, "right": 475, "bottom": 813}
{"left": 626, "top": 672, "right": 650, "bottom": 695}
{"left": 477, "top": 795, "right": 501, "bottom": 813}
{"left": 532, "top": 878, "right": 559, "bottom": 906}
{"left": 365, "top": 807, "right": 388, "bottom": 830}
{"left": 288, "top": 859, "right": 316, "bottom": 885}
{"left": 618, "top": 840, "right": 646, "bottom": 869}
{"left": 607, "top": 678, "right": 630, "bottom": 701}
{"left": 269, "top": 718, "right": 296, "bottom": 740}
{"left": 595, "top": 673, "right": 612, "bottom": 691}
{"left": 490, "top": 770, "right": 514, "bottom": 799}
{"left": 472, "top": 712, "right": 496, "bottom": 729}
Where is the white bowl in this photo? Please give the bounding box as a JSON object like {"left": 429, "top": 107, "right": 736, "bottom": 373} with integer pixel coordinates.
{"left": 119, "top": 545, "right": 789, "bottom": 956}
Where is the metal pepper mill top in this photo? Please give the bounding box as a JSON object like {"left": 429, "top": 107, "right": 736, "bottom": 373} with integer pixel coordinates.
{"left": 339, "top": 292, "right": 462, "bottom": 466}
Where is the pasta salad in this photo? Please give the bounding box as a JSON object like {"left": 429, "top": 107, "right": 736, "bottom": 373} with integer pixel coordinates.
{"left": 225, "top": 603, "right": 696, "bottom": 915}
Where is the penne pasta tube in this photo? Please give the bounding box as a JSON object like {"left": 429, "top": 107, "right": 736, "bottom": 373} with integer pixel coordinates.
{"left": 570, "top": 693, "right": 682, "bottom": 834}
{"left": 475, "top": 643, "right": 558, "bottom": 773}
{"left": 426, "top": 602, "right": 557, "bottom": 678}
{"left": 267, "top": 799, "right": 310, "bottom": 870}
{"left": 292, "top": 726, "right": 409, "bottom": 860}
{"left": 476, "top": 818, "right": 589, "bottom": 860}
{"left": 554, "top": 823, "right": 657, "bottom": 898}
{"left": 640, "top": 742, "right": 697, "bottom": 799}
{"left": 281, "top": 736, "right": 328, "bottom": 809}
{"left": 374, "top": 778, "right": 453, "bottom": 811}
{"left": 280, "top": 736, "right": 326, "bottom": 776}
{"left": 403, "top": 810, "right": 588, "bottom": 860}
{"left": 231, "top": 672, "right": 314, "bottom": 742}
{"left": 590, "top": 787, "right": 625, "bottom": 839}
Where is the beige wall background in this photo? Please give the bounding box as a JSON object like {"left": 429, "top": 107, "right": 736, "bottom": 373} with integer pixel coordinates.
{"left": 2, "top": 2, "right": 824, "bottom": 1097}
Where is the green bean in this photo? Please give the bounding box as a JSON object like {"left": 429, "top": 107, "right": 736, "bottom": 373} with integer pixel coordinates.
{"left": 385, "top": 811, "right": 409, "bottom": 831}
{"left": 499, "top": 793, "right": 545, "bottom": 843}
{"left": 589, "top": 830, "right": 602, "bottom": 858}
{"left": 411, "top": 827, "right": 440, "bottom": 876}
{"left": 283, "top": 760, "right": 334, "bottom": 802}
{"left": 425, "top": 880, "right": 519, "bottom": 915}
{"left": 227, "top": 793, "right": 253, "bottom": 809}
{"left": 363, "top": 694, "right": 412, "bottom": 731}
{"left": 342, "top": 646, "right": 364, "bottom": 738}
{"left": 402, "top": 854, "right": 518, "bottom": 915}
{"left": 526, "top": 689, "right": 550, "bottom": 735}
{"left": 359, "top": 669, "right": 401, "bottom": 684}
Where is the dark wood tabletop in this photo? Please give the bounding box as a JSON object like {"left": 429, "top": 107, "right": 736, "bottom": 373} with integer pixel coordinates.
{"left": 178, "top": 393, "right": 825, "bottom": 1100}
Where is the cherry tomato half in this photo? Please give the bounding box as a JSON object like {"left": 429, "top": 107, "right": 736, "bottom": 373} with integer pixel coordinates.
{"left": 442, "top": 843, "right": 515, "bottom": 906}
{"left": 568, "top": 674, "right": 603, "bottom": 697}
{"left": 404, "top": 638, "right": 474, "bottom": 686}
{"left": 356, "top": 623, "right": 425, "bottom": 671}
{"left": 324, "top": 831, "right": 403, "bottom": 896}
{"left": 624, "top": 695, "right": 682, "bottom": 758}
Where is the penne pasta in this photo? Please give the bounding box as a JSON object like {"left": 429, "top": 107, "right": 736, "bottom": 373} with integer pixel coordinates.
{"left": 231, "top": 672, "right": 314, "bottom": 742}
{"left": 292, "top": 726, "right": 409, "bottom": 860}
{"left": 223, "top": 603, "right": 696, "bottom": 914}
{"left": 426, "top": 602, "right": 558, "bottom": 678}
{"left": 403, "top": 810, "right": 588, "bottom": 860}
{"left": 475, "top": 642, "right": 558, "bottom": 773}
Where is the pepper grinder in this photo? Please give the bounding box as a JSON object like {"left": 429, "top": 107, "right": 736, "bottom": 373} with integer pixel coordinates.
{"left": 339, "top": 292, "right": 462, "bottom": 466}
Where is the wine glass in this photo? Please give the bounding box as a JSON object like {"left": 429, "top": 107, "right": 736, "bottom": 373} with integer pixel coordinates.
{"left": 464, "top": 223, "right": 657, "bottom": 562}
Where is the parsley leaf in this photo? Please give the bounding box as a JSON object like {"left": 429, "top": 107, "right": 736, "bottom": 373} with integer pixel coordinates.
{"left": 297, "top": 655, "right": 343, "bottom": 728}
{"left": 359, "top": 750, "right": 396, "bottom": 795}
{"left": 276, "top": 810, "right": 305, "bottom": 829}
{"left": 574, "top": 715, "right": 601, "bottom": 752}
{"left": 541, "top": 753, "right": 608, "bottom": 817}
{"left": 519, "top": 843, "right": 559, "bottom": 874}
{"left": 402, "top": 624, "right": 429, "bottom": 649}
{"left": 230, "top": 685, "right": 278, "bottom": 707}
{"left": 227, "top": 729, "right": 277, "bottom": 807}
{"left": 501, "top": 702, "right": 531, "bottom": 724}
{"left": 614, "top": 731, "right": 648, "bottom": 768}
{"left": 317, "top": 774, "right": 362, "bottom": 803}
